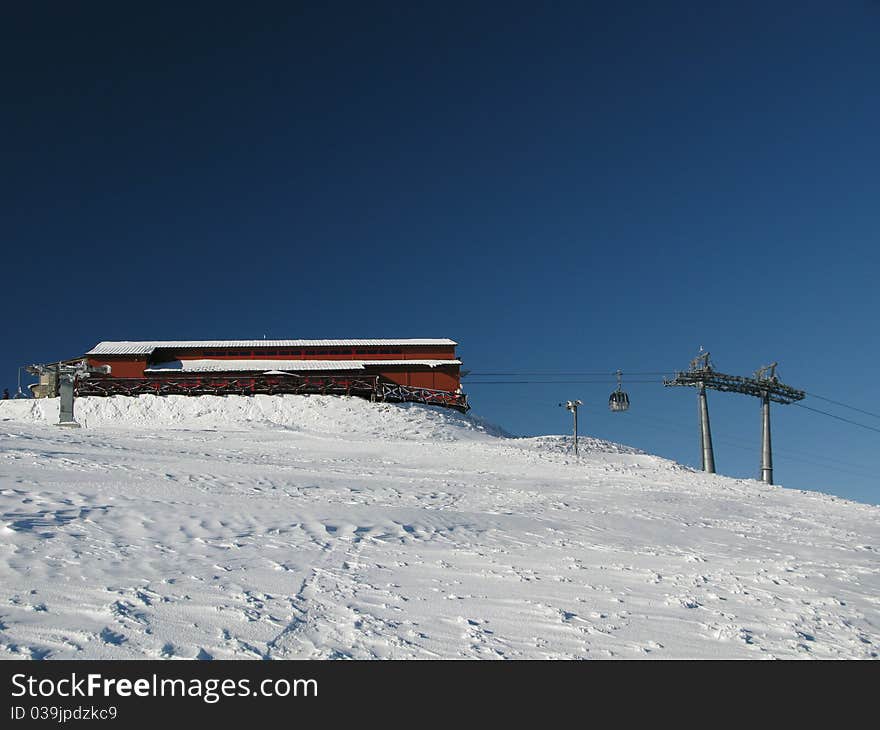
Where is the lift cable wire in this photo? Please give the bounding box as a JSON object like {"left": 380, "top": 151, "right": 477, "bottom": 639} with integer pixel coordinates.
{"left": 620, "top": 411, "right": 877, "bottom": 480}
{"left": 465, "top": 371, "right": 669, "bottom": 377}
{"left": 557, "top": 402, "right": 879, "bottom": 481}
{"left": 457, "top": 380, "right": 879, "bottom": 479}
{"left": 466, "top": 372, "right": 880, "bottom": 422}
{"left": 804, "top": 392, "right": 880, "bottom": 422}
{"left": 466, "top": 375, "right": 880, "bottom": 422}
{"left": 465, "top": 377, "right": 880, "bottom": 435}
{"left": 468, "top": 387, "right": 879, "bottom": 481}
{"left": 459, "top": 376, "right": 879, "bottom": 477}
{"left": 793, "top": 402, "right": 880, "bottom": 435}
{"left": 465, "top": 379, "right": 663, "bottom": 384}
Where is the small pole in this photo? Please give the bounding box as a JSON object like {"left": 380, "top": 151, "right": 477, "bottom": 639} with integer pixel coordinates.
{"left": 560, "top": 399, "right": 583, "bottom": 457}
{"left": 698, "top": 383, "right": 715, "bottom": 473}
{"left": 15, "top": 367, "right": 26, "bottom": 398}
{"left": 57, "top": 371, "right": 80, "bottom": 427}
{"left": 760, "top": 391, "right": 773, "bottom": 484}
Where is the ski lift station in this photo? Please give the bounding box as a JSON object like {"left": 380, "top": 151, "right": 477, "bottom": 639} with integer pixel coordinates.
{"left": 30, "top": 339, "right": 469, "bottom": 411}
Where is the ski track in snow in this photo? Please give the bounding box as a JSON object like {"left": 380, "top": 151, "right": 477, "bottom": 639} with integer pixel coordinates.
{"left": 0, "top": 394, "right": 877, "bottom": 660}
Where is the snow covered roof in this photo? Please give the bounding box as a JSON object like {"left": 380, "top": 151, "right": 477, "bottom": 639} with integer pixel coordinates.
{"left": 87, "top": 339, "right": 458, "bottom": 356}
{"left": 357, "top": 360, "right": 461, "bottom": 368}
{"left": 144, "top": 359, "right": 462, "bottom": 374}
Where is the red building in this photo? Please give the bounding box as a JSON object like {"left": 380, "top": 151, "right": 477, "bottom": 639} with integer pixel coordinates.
{"left": 78, "top": 339, "right": 468, "bottom": 410}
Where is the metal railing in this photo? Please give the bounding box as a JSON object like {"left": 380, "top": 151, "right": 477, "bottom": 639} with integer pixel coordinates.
{"left": 75, "top": 374, "right": 469, "bottom": 411}
{"left": 376, "top": 382, "right": 469, "bottom": 411}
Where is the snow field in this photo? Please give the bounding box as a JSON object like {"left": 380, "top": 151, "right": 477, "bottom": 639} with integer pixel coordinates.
{"left": 0, "top": 395, "right": 877, "bottom": 659}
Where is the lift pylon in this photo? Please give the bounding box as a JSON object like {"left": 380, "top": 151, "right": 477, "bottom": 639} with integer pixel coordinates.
{"left": 698, "top": 382, "right": 715, "bottom": 473}
{"left": 754, "top": 363, "right": 781, "bottom": 485}
{"left": 664, "top": 351, "right": 804, "bottom": 483}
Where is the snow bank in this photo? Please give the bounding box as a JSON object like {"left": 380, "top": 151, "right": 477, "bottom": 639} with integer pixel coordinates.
{"left": 0, "top": 395, "right": 645, "bottom": 456}
{"left": 0, "top": 394, "right": 510, "bottom": 442}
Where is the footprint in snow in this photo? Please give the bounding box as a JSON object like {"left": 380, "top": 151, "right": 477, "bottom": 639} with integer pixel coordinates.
{"left": 99, "top": 628, "right": 126, "bottom": 645}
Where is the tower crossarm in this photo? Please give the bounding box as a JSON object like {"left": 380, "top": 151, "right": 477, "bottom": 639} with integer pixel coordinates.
{"left": 663, "top": 370, "right": 805, "bottom": 404}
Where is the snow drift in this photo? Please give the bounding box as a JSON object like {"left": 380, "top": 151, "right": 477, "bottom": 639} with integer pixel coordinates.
{"left": 3, "top": 394, "right": 509, "bottom": 442}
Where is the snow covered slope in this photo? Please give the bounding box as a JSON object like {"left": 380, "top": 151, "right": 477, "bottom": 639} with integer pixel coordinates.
{"left": 0, "top": 395, "right": 877, "bottom": 659}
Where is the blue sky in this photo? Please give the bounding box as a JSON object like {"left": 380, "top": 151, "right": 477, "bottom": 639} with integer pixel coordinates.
{"left": 2, "top": 2, "right": 878, "bottom": 503}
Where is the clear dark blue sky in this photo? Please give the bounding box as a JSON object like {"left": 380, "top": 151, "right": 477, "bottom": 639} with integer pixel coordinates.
{"left": 3, "top": 2, "right": 879, "bottom": 503}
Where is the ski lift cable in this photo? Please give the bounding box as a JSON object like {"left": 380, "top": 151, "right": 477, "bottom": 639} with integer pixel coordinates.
{"left": 625, "top": 399, "right": 877, "bottom": 477}
{"left": 463, "top": 379, "right": 880, "bottom": 435}
{"left": 793, "top": 402, "right": 880, "bottom": 435}
{"left": 471, "top": 387, "right": 877, "bottom": 475}
{"left": 620, "top": 410, "right": 877, "bottom": 476}
{"left": 465, "top": 378, "right": 880, "bottom": 429}
{"left": 614, "top": 411, "right": 877, "bottom": 483}
{"left": 461, "top": 377, "right": 880, "bottom": 471}
{"left": 693, "top": 437, "right": 876, "bottom": 481}
{"left": 803, "top": 392, "right": 880, "bottom": 422}
{"left": 464, "top": 379, "right": 663, "bottom": 384}
{"left": 465, "top": 371, "right": 670, "bottom": 377}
